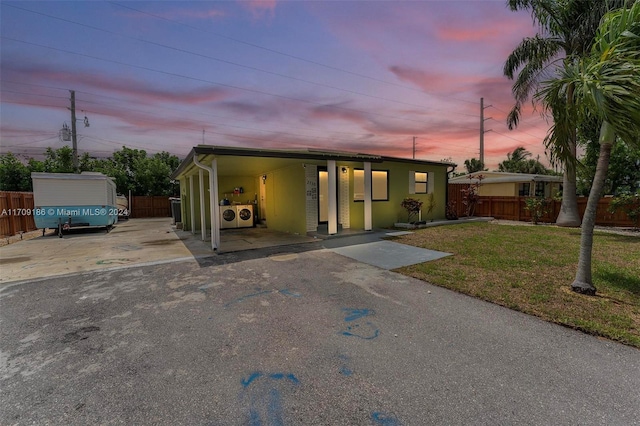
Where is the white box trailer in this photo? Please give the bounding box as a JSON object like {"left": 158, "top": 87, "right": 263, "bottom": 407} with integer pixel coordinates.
{"left": 31, "top": 172, "right": 119, "bottom": 237}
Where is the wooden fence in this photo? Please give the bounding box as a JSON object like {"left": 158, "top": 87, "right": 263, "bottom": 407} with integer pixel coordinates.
{"left": 0, "top": 192, "right": 171, "bottom": 236}
{"left": 0, "top": 191, "right": 37, "bottom": 236}
{"left": 129, "top": 196, "right": 171, "bottom": 219}
{"left": 448, "top": 183, "right": 637, "bottom": 227}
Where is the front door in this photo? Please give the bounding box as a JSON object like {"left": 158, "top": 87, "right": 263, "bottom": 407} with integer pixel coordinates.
{"left": 318, "top": 168, "right": 338, "bottom": 225}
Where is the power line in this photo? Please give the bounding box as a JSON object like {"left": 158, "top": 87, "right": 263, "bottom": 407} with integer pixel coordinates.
{"left": 2, "top": 36, "right": 448, "bottom": 127}
{"left": 3, "top": 4, "right": 479, "bottom": 119}
{"left": 109, "top": 1, "right": 479, "bottom": 106}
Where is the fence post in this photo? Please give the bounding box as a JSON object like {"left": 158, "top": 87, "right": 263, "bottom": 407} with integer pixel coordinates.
{"left": 516, "top": 197, "right": 521, "bottom": 222}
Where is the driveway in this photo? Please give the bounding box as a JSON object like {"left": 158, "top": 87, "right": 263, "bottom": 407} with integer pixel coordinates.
{"left": 1, "top": 246, "right": 639, "bottom": 425}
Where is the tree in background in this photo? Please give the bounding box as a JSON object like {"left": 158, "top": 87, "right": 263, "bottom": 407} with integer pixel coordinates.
{"left": 497, "top": 147, "right": 553, "bottom": 174}
{"left": 577, "top": 138, "right": 640, "bottom": 196}
{"left": 464, "top": 158, "right": 486, "bottom": 174}
{"left": 92, "top": 147, "right": 180, "bottom": 196}
{"left": 537, "top": 2, "right": 640, "bottom": 294}
{"left": 0, "top": 146, "right": 180, "bottom": 196}
{"left": 504, "top": 0, "right": 627, "bottom": 227}
{"left": 0, "top": 153, "right": 32, "bottom": 191}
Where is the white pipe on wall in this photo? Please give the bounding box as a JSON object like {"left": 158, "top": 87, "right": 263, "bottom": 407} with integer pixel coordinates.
{"left": 364, "top": 162, "right": 372, "bottom": 231}
{"left": 327, "top": 160, "right": 338, "bottom": 235}
{"left": 193, "top": 155, "right": 219, "bottom": 250}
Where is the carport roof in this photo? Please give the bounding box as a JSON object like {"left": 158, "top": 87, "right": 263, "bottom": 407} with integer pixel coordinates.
{"left": 171, "top": 145, "right": 455, "bottom": 179}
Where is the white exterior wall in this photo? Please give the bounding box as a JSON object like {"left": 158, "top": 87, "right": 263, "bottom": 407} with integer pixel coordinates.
{"left": 339, "top": 166, "right": 350, "bottom": 229}
{"left": 32, "top": 173, "right": 117, "bottom": 207}
{"left": 305, "top": 164, "right": 318, "bottom": 232}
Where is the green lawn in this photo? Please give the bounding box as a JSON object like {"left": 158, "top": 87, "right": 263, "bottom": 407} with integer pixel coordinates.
{"left": 392, "top": 222, "right": 640, "bottom": 348}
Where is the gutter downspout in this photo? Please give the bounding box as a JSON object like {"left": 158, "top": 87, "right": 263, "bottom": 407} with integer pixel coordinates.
{"left": 193, "top": 155, "right": 220, "bottom": 251}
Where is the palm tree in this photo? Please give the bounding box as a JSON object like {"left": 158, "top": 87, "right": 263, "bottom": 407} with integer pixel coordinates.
{"left": 537, "top": 2, "right": 640, "bottom": 294}
{"left": 504, "top": 0, "right": 627, "bottom": 227}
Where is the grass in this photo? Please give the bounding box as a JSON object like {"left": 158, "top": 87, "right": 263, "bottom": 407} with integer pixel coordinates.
{"left": 392, "top": 222, "right": 640, "bottom": 348}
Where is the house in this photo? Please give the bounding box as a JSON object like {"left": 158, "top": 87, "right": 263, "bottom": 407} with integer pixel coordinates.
{"left": 449, "top": 171, "right": 562, "bottom": 198}
{"left": 170, "top": 145, "right": 455, "bottom": 250}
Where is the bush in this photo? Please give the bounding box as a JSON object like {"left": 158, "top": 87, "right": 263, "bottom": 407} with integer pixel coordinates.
{"left": 401, "top": 197, "right": 423, "bottom": 223}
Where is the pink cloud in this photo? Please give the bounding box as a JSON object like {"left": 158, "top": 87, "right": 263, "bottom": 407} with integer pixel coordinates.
{"left": 239, "top": 0, "right": 277, "bottom": 19}
{"left": 2, "top": 62, "right": 230, "bottom": 106}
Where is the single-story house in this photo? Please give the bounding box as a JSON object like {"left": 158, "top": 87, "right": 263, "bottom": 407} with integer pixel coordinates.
{"left": 449, "top": 171, "right": 563, "bottom": 198}
{"left": 170, "top": 145, "right": 455, "bottom": 250}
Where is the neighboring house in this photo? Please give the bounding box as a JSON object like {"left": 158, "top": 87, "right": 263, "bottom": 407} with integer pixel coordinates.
{"left": 170, "top": 145, "right": 455, "bottom": 250}
{"left": 449, "top": 171, "right": 562, "bottom": 198}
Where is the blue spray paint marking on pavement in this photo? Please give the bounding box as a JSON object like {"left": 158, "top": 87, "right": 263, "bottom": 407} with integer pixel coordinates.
{"left": 242, "top": 371, "right": 264, "bottom": 388}
{"left": 342, "top": 322, "right": 380, "bottom": 340}
{"left": 278, "top": 289, "right": 302, "bottom": 298}
{"left": 339, "top": 365, "right": 353, "bottom": 376}
{"left": 338, "top": 353, "right": 353, "bottom": 376}
{"left": 371, "top": 411, "right": 401, "bottom": 425}
{"left": 342, "top": 308, "right": 374, "bottom": 322}
{"left": 241, "top": 371, "right": 300, "bottom": 425}
{"left": 340, "top": 309, "right": 380, "bottom": 339}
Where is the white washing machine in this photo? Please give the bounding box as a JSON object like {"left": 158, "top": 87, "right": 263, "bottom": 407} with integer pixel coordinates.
{"left": 220, "top": 205, "right": 237, "bottom": 229}
{"left": 236, "top": 205, "right": 254, "bottom": 228}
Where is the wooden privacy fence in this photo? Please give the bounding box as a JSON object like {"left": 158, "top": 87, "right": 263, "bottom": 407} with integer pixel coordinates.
{"left": 0, "top": 191, "right": 37, "bottom": 236}
{"left": 0, "top": 192, "right": 171, "bottom": 236}
{"left": 129, "top": 196, "right": 171, "bottom": 218}
{"left": 448, "top": 184, "right": 637, "bottom": 227}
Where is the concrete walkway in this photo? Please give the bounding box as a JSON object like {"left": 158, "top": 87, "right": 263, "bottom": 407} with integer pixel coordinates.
{"left": 0, "top": 218, "right": 452, "bottom": 284}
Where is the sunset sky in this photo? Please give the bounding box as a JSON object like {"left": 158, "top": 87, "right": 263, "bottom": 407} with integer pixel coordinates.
{"left": 0, "top": 1, "right": 556, "bottom": 171}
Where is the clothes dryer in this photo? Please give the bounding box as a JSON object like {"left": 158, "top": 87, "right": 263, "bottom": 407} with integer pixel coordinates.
{"left": 237, "top": 205, "right": 254, "bottom": 228}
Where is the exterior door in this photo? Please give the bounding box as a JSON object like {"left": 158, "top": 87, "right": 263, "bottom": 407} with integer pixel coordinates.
{"left": 318, "top": 168, "right": 337, "bottom": 224}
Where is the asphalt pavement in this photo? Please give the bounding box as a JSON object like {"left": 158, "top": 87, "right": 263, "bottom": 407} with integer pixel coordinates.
{"left": 1, "top": 246, "right": 639, "bottom": 425}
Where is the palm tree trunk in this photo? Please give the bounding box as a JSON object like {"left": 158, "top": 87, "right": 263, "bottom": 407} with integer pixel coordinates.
{"left": 556, "top": 84, "right": 581, "bottom": 227}
{"left": 571, "top": 121, "right": 615, "bottom": 295}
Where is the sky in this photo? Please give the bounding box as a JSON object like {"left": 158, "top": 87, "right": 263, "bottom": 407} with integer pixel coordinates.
{"left": 0, "top": 1, "right": 556, "bottom": 171}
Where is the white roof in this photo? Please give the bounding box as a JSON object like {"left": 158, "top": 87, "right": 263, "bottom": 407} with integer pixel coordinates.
{"left": 450, "top": 172, "right": 562, "bottom": 184}
{"left": 31, "top": 172, "right": 114, "bottom": 181}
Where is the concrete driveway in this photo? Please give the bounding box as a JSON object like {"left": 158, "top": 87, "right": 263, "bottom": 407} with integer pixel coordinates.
{"left": 1, "top": 243, "right": 639, "bottom": 424}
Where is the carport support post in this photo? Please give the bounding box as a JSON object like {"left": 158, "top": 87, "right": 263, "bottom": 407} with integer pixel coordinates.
{"left": 328, "top": 160, "right": 338, "bottom": 235}
{"left": 198, "top": 169, "right": 206, "bottom": 241}
{"left": 364, "top": 161, "right": 372, "bottom": 231}
{"left": 189, "top": 175, "right": 195, "bottom": 234}
{"left": 193, "top": 155, "right": 220, "bottom": 250}
{"left": 210, "top": 158, "right": 220, "bottom": 250}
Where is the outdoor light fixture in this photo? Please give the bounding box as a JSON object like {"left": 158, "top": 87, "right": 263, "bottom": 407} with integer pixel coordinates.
{"left": 262, "top": 174, "right": 267, "bottom": 183}
{"left": 341, "top": 167, "right": 347, "bottom": 173}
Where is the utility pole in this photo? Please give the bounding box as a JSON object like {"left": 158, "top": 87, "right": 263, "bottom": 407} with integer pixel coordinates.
{"left": 480, "top": 98, "right": 492, "bottom": 167}
{"left": 412, "top": 136, "right": 417, "bottom": 159}
{"left": 65, "top": 90, "right": 89, "bottom": 173}
{"left": 70, "top": 90, "right": 78, "bottom": 172}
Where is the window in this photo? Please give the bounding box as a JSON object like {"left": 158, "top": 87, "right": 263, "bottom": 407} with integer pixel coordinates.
{"left": 518, "top": 183, "right": 530, "bottom": 196}
{"left": 414, "top": 172, "right": 428, "bottom": 194}
{"left": 535, "top": 182, "right": 545, "bottom": 197}
{"left": 354, "top": 169, "right": 388, "bottom": 201}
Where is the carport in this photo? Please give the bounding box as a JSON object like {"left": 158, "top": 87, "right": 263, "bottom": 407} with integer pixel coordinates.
{"left": 171, "top": 146, "right": 381, "bottom": 251}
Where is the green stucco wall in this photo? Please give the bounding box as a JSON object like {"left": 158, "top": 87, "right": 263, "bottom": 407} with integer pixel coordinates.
{"left": 264, "top": 164, "right": 307, "bottom": 235}
{"left": 348, "top": 161, "right": 448, "bottom": 228}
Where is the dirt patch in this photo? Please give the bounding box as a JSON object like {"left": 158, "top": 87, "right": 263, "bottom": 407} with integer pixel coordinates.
{"left": 0, "top": 256, "right": 32, "bottom": 265}
{"left": 0, "top": 229, "right": 55, "bottom": 247}
{"left": 141, "top": 239, "right": 179, "bottom": 246}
